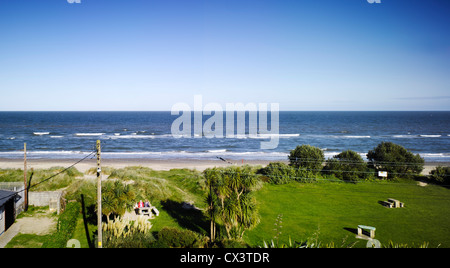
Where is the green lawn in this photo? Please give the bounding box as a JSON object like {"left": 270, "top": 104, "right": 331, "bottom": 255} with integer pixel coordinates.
{"left": 5, "top": 233, "right": 50, "bottom": 248}
{"left": 5, "top": 167, "right": 450, "bottom": 248}
{"left": 245, "top": 180, "right": 450, "bottom": 247}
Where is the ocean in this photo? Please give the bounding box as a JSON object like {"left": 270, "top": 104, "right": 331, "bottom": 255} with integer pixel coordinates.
{"left": 0, "top": 111, "right": 449, "bottom": 162}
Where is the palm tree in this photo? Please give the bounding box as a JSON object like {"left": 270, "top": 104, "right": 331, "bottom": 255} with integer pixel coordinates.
{"left": 101, "top": 180, "right": 135, "bottom": 221}
{"left": 101, "top": 182, "right": 115, "bottom": 222}
{"left": 203, "top": 166, "right": 260, "bottom": 240}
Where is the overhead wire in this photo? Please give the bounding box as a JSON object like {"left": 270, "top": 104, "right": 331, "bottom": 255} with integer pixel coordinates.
{"left": 27, "top": 150, "right": 97, "bottom": 189}
{"left": 0, "top": 149, "right": 97, "bottom": 202}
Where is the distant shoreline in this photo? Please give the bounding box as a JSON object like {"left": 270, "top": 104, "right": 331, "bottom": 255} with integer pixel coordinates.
{"left": 0, "top": 157, "right": 446, "bottom": 175}
{"left": 0, "top": 158, "right": 277, "bottom": 173}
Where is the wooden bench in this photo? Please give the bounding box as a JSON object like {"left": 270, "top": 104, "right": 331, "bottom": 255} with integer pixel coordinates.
{"left": 358, "top": 225, "right": 376, "bottom": 238}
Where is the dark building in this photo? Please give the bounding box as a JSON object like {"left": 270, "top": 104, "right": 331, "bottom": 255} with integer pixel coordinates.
{"left": 0, "top": 190, "right": 17, "bottom": 235}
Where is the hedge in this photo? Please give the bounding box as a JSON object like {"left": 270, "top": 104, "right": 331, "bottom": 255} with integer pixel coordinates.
{"left": 41, "top": 202, "right": 81, "bottom": 248}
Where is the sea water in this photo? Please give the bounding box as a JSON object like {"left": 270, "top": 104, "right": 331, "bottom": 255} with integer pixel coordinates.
{"left": 0, "top": 111, "right": 449, "bottom": 162}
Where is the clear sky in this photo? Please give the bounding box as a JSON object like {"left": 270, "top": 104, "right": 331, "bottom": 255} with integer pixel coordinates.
{"left": 0, "top": 0, "right": 449, "bottom": 111}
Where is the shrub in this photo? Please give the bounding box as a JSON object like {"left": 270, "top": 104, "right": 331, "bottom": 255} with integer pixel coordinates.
{"left": 288, "top": 145, "right": 324, "bottom": 174}
{"left": 41, "top": 202, "right": 81, "bottom": 248}
{"left": 103, "top": 215, "right": 153, "bottom": 248}
{"left": 367, "top": 142, "right": 424, "bottom": 179}
{"left": 155, "top": 227, "right": 207, "bottom": 248}
{"left": 259, "top": 162, "right": 296, "bottom": 184}
{"left": 323, "top": 150, "right": 368, "bottom": 181}
{"left": 104, "top": 231, "right": 155, "bottom": 248}
{"left": 430, "top": 166, "right": 450, "bottom": 184}
{"left": 103, "top": 215, "right": 152, "bottom": 240}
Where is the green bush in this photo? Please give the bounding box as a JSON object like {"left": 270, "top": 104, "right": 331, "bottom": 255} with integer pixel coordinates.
{"left": 288, "top": 145, "right": 324, "bottom": 174}
{"left": 104, "top": 232, "right": 155, "bottom": 248}
{"left": 323, "top": 150, "right": 368, "bottom": 181}
{"left": 430, "top": 166, "right": 450, "bottom": 184}
{"left": 259, "top": 162, "right": 297, "bottom": 184}
{"left": 155, "top": 227, "right": 207, "bottom": 248}
{"left": 41, "top": 202, "right": 81, "bottom": 248}
{"left": 367, "top": 142, "right": 424, "bottom": 179}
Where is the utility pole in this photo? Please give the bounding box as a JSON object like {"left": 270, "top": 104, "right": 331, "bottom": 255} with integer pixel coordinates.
{"left": 96, "top": 140, "right": 102, "bottom": 248}
{"left": 24, "top": 143, "right": 27, "bottom": 212}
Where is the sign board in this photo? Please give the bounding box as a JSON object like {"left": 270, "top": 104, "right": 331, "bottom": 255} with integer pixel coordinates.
{"left": 378, "top": 171, "right": 388, "bottom": 178}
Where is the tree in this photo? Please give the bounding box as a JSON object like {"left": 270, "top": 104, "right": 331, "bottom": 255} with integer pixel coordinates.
{"left": 204, "top": 168, "right": 221, "bottom": 242}
{"left": 430, "top": 166, "right": 450, "bottom": 184}
{"left": 101, "top": 180, "right": 136, "bottom": 221}
{"left": 204, "top": 166, "right": 260, "bottom": 240}
{"left": 367, "top": 142, "right": 424, "bottom": 179}
{"left": 323, "top": 150, "right": 367, "bottom": 181}
{"left": 288, "top": 145, "right": 324, "bottom": 174}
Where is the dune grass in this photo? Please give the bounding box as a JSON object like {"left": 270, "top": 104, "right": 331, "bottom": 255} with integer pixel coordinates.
{"left": 0, "top": 167, "right": 82, "bottom": 191}
{"left": 105, "top": 166, "right": 206, "bottom": 207}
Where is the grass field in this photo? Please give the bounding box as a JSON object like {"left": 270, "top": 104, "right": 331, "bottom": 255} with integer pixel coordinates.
{"left": 245, "top": 180, "right": 450, "bottom": 247}
{"left": 3, "top": 166, "right": 450, "bottom": 248}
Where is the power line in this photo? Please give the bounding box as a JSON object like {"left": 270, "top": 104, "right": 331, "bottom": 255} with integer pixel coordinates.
{"left": 27, "top": 150, "right": 97, "bottom": 189}
{"left": 0, "top": 150, "right": 96, "bottom": 202}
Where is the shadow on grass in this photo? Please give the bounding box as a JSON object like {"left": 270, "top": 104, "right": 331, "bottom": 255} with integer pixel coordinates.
{"left": 344, "top": 227, "right": 358, "bottom": 235}
{"left": 161, "top": 200, "right": 209, "bottom": 236}
{"left": 81, "top": 194, "right": 96, "bottom": 248}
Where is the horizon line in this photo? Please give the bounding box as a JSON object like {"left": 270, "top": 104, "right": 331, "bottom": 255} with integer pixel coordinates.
{"left": 0, "top": 110, "right": 450, "bottom": 112}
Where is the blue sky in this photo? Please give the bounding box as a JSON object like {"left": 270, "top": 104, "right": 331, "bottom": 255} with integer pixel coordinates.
{"left": 0, "top": 0, "right": 449, "bottom": 111}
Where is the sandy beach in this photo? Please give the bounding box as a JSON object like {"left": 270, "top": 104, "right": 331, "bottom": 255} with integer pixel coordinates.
{"left": 0, "top": 158, "right": 277, "bottom": 173}
{"left": 0, "top": 157, "right": 445, "bottom": 176}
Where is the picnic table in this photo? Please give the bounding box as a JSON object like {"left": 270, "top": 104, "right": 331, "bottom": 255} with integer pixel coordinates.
{"left": 380, "top": 198, "right": 405, "bottom": 208}
{"left": 387, "top": 198, "right": 404, "bottom": 208}
{"left": 357, "top": 225, "right": 376, "bottom": 238}
{"left": 136, "top": 206, "right": 159, "bottom": 217}
{"left": 138, "top": 207, "right": 152, "bottom": 216}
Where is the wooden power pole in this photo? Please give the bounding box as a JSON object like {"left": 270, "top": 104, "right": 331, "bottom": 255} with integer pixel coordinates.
{"left": 96, "top": 140, "right": 102, "bottom": 248}
{"left": 24, "top": 143, "right": 27, "bottom": 212}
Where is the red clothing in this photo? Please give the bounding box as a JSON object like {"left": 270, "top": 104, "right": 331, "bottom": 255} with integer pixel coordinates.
{"left": 138, "top": 201, "right": 144, "bottom": 208}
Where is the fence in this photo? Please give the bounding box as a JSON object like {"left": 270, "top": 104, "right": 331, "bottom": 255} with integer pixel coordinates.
{"left": 28, "top": 191, "right": 64, "bottom": 214}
